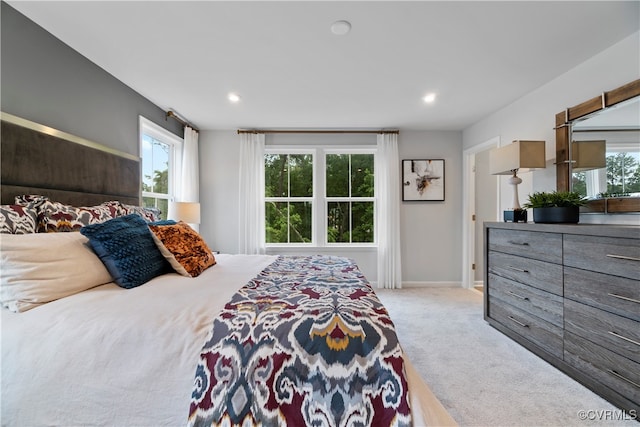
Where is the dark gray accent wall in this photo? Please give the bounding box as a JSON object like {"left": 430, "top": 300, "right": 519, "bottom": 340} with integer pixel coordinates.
{"left": 0, "top": 2, "right": 183, "bottom": 156}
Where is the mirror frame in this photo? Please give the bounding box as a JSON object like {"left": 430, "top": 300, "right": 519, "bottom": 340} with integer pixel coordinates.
{"left": 555, "top": 79, "right": 640, "bottom": 213}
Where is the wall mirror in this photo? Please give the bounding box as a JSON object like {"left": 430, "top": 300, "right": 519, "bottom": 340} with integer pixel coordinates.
{"left": 555, "top": 79, "right": 640, "bottom": 213}
{"left": 571, "top": 97, "right": 639, "bottom": 198}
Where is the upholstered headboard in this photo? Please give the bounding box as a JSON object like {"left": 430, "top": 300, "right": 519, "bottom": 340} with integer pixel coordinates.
{"left": 1, "top": 112, "right": 140, "bottom": 206}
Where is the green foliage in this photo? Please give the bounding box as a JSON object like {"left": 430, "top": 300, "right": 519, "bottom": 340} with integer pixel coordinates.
{"left": 597, "top": 191, "right": 631, "bottom": 198}
{"left": 265, "top": 152, "right": 374, "bottom": 244}
{"left": 325, "top": 154, "right": 374, "bottom": 243}
{"left": 265, "top": 155, "right": 313, "bottom": 243}
{"left": 142, "top": 169, "right": 168, "bottom": 194}
{"left": 572, "top": 153, "right": 640, "bottom": 197}
{"left": 523, "top": 191, "right": 587, "bottom": 208}
{"left": 607, "top": 153, "right": 640, "bottom": 194}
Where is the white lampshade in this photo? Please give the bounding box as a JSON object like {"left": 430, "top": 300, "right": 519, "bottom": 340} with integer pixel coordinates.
{"left": 490, "top": 140, "right": 546, "bottom": 175}
{"left": 168, "top": 201, "right": 201, "bottom": 224}
{"left": 490, "top": 140, "right": 546, "bottom": 213}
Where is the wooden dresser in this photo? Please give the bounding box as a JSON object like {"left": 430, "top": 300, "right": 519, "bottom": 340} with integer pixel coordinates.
{"left": 484, "top": 222, "right": 640, "bottom": 413}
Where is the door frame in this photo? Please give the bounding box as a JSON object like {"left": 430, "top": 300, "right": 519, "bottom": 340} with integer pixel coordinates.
{"left": 461, "top": 136, "right": 500, "bottom": 289}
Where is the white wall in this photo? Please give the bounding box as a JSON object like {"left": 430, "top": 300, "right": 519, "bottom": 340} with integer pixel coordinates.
{"left": 463, "top": 32, "right": 640, "bottom": 224}
{"left": 199, "top": 32, "right": 639, "bottom": 286}
{"left": 199, "top": 129, "right": 464, "bottom": 286}
{"left": 398, "top": 131, "right": 463, "bottom": 285}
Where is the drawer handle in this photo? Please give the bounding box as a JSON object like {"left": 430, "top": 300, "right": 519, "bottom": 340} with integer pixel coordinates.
{"left": 508, "top": 316, "right": 529, "bottom": 328}
{"left": 507, "top": 291, "right": 530, "bottom": 301}
{"left": 506, "top": 266, "right": 529, "bottom": 273}
{"left": 608, "top": 331, "right": 640, "bottom": 347}
{"left": 606, "top": 254, "right": 640, "bottom": 262}
{"left": 607, "top": 369, "right": 640, "bottom": 389}
{"left": 508, "top": 241, "right": 529, "bottom": 246}
{"left": 608, "top": 293, "right": 640, "bottom": 305}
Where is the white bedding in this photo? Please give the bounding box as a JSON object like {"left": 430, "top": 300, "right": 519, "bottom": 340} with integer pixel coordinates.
{"left": 1, "top": 254, "right": 454, "bottom": 426}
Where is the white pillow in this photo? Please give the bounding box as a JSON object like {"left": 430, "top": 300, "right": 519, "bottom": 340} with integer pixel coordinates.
{"left": 1, "top": 232, "right": 113, "bottom": 312}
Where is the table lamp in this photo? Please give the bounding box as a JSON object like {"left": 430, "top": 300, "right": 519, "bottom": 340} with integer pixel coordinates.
{"left": 490, "top": 140, "right": 546, "bottom": 222}
{"left": 168, "top": 201, "right": 201, "bottom": 230}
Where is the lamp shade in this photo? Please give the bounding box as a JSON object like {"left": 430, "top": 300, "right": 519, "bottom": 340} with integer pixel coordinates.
{"left": 168, "top": 201, "right": 201, "bottom": 224}
{"left": 571, "top": 140, "right": 606, "bottom": 172}
{"left": 490, "top": 140, "right": 546, "bottom": 175}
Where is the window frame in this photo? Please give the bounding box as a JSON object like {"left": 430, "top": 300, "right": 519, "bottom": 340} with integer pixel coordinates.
{"left": 324, "top": 148, "right": 376, "bottom": 246}
{"left": 139, "top": 116, "right": 183, "bottom": 218}
{"left": 264, "top": 148, "right": 316, "bottom": 246}
{"left": 264, "top": 146, "right": 376, "bottom": 248}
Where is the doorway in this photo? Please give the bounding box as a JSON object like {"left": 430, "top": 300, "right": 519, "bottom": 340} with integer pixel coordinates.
{"left": 462, "top": 137, "right": 500, "bottom": 290}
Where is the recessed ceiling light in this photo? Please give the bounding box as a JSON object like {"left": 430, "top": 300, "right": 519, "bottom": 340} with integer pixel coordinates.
{"left": 423, "top": 93, "right": 436, "bottom": 103}
{"left": 228, "top": 93, "right": 241, "bottom": 103}
{"left": 331, "top": 20, "right": 351, "bottom": 36}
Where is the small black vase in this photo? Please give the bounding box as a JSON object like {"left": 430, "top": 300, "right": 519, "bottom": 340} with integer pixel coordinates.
{"left": 532, "top": 206, "right": 580, "bottom": 223}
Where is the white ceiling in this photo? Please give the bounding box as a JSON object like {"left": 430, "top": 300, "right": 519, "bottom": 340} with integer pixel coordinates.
{"left": 8, "top": 1, "right": 640, "bottom": 131}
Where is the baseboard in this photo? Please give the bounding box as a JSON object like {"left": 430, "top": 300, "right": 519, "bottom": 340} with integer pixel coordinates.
{"left": 402, "top": 281, "right": 462, "bottom": 288}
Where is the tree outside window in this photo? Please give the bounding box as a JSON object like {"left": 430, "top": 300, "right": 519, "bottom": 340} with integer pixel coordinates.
{"left": 607, "top": 152, "right": 640, "bottom": 195}
{"left": 264, "top": 149, "right": 375, "bottom": 246}
{"left": 140, "top": 117, "right": 182, "bottom": 220}
{"left": 326, "top": 153, "right": 374, "bottom": 243}
{"left": 265, "top": 153, "right": 313, "bottom": 244}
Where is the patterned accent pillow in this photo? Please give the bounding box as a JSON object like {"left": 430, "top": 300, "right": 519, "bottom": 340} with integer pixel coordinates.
{"left": 37, "top": 200, "right": 123, "bottom": 232}
{"left": 0, "top": 204, "right": 38, "bottom": 234}
{"left": 120, "top": 203, "right": 162, "bottom": 222}
{"left": 14, "top": 194, "right": 49, "bottom": 207}
{"left": 80, "top": 214, "right": 171, "bottom": 289}
{"left": 149, "top": 221, "right": 216, "bottom": 277}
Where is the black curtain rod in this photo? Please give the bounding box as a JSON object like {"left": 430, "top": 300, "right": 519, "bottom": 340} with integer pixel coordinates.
{"left": 166, "top": 111, "right": 199, "bottom": 133}
{"left": 237, "top": 129, "right": 399, "bottom": 135}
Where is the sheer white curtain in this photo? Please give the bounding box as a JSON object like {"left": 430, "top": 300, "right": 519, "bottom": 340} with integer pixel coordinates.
{"left": 179, "top": 126, "right": 200, "bottom": 202}
{"left": 238, "top": 133, "right": 266, "bottom": 254}
{"left": 376, "top": 133, "right": 402, "bottom": 288}
{"left": 176, "top": 126, "right": 200, "bottom": 231}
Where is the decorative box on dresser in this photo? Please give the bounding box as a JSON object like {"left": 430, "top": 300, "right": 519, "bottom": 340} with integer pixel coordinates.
{"left": 484, "top": 222, "right": 640, "bottom": 414}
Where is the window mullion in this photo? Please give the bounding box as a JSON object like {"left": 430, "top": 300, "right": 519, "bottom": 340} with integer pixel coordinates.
{"left": 348, "top": 155, "right": 352, "bottom": 243}
{"left": 317, "top": 150, "right": 325, "bottom": 246}
{"left": 287, "top": 155, "right": 291, "bottom": 244}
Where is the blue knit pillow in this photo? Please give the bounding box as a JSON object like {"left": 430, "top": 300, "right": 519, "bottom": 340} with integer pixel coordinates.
{"left": 80, "top": 214, "right": 171, "bottom": 289}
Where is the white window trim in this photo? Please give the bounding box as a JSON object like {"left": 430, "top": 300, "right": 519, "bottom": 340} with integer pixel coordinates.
{"left": 139, "top": 116, "right": 183, "bottom": 205}
{"left": 324, "top": 148, "right": 377, "bottom": 247}
{"left": 265, "top": 148, "right": 316, "bottom": 246}
{"left": 265, "top": 145, "right": 377, "bottom": 248}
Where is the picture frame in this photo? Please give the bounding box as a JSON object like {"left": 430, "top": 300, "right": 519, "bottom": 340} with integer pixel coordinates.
{"left": 402, "top": 159, "right": 445, "bottom": 201}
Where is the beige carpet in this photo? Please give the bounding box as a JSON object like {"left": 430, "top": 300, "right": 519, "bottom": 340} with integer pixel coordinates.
{"left": 376, "top": 287, "right": 638, "bottom": 427}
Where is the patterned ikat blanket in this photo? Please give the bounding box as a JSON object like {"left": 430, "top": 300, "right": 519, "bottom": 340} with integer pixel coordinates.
{"left": 188, "top": 255, "right": 412, "bottom": 427}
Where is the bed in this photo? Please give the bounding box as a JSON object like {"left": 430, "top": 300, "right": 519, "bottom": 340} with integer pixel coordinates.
{"left": 0, "top": 113, "right": 456, "bottom": 426}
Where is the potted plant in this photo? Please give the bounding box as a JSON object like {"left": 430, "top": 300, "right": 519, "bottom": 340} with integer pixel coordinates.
{"left": 523, "top": 191, "right": 587, "bottom": 223}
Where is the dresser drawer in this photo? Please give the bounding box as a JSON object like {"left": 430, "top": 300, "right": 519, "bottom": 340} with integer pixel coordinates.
{"left": 488, "top": 228, "right": 562, "bottom": 263}
{"left": 564, "top": 234, "right": 640, "bottom": 280}
{"left": 488, "top": 251, "right": 563, "bottom": 296}
{"left": 488, "top": 300, "right": 563, "bottom": 358}
{"left": 565, "top": 331, "right": 640, "bottom": 406}
{"left": 565, "top": 299, "right": 640, "bottom": 364}
{"left": 488, "top": 273, "right": 563, "bottom": 327}
{"left": 565, "top": 266, "right": 640, "bottom": 322}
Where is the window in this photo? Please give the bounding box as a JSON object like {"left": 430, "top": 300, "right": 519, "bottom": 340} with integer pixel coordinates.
{"left": 326, "top": 153, "right": 375, "bottom": 243}
{"left": 139, "top": 117, "right": 183, "bottom": 220}
{"left": 572, "top": 142, "right": 640, "bottom": 198}
{"left": 264, "top": 148, "right": 375, "bottom": 246}
{"left": 264, "top": 152, "right": 314, "bottom": 243}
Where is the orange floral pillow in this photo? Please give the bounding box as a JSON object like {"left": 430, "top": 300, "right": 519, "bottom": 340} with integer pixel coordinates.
{"left": 148, "top": 222, "right": 216, "bottom": 277}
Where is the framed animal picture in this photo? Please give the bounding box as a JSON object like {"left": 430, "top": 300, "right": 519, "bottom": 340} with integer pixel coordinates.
{"left": 402, "top": 159, "right": 445, "bottom": 201}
